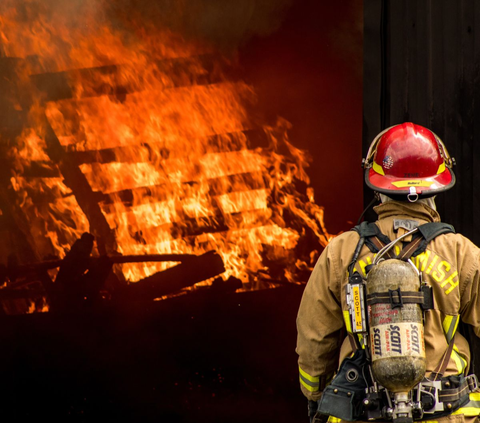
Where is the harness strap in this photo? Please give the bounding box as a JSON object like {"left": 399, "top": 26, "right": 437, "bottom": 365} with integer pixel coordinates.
{"left": 431, "top": 333, "right": 457, "bottom": 381}
{"left": 352, "top": 222, "right": 455, "bottom": 258}
{"left": 367, "top": 290, "right": 425, "bottom": 307}
{"left": 439, "top": 379, "right": 471, "bottom": 403}
{"left": 369, "top": 236, "right": 395, "bottom": 259}
{"left": 396, "top": 236, "right": 424, "bottom": 260}
{"left": 366, "top": 286, "right": 434, "bottom": 311}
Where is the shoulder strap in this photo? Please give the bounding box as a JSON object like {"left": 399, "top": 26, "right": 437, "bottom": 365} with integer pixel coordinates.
{"left": 352, "top": 222, "right": 392, "bottom": 254}
{"left": 352, "top": 221, "right": 455, "bottom": 259}
{"left": 410, "top": 222, "right": 455, "bottom": 257}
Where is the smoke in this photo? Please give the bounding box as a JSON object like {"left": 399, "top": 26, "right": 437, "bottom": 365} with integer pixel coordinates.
{"left": 1, "top": 0, "right": 293, "bottom": 54}
{"left": 109, "top": 0, "right": 293, "bottom": 52}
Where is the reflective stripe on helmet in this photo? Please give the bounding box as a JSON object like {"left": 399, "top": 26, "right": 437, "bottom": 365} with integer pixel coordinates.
{"left": 372, "top": 161, "right": 385, "bottom": 175}
{"left": 391, "top": 180, "right": 434, "bottom": 188}
{"left": 437, "top": 162, "right": 446, "bottom": 174}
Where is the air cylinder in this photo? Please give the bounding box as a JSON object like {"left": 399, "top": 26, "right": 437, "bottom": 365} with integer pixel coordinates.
{"left": 367, "top": 259, "right": 426, "bottom": 392}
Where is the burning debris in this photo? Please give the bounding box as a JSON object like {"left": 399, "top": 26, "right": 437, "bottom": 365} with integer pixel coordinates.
{"left": 0, "top": 0, "right": 333, "bottom": 314}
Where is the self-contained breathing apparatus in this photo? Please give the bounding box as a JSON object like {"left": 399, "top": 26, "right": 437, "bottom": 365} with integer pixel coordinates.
{"left": 314, "top": 221, "right": 479, "bottom": 423}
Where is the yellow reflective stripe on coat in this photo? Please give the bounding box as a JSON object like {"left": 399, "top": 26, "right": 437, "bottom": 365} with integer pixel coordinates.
{"left": 442, "top": 314, "right": 459, "bottom": 344}
{"left": 343, "top": 310, "right": 352, "bottom": 334}
{"left": 342, "top": 311, "right": 365, "bottom": 348}
{"left": 327, "top": 417, "right": 341, "bottom": 423}
{"left": 299, "top": 366, "right": 320, "bottom": 392}
{"left": 452, "top": 392, "right": 480, "bottom": 416}
{"left": 452, "top": 345, "right": 468, "bottom": 374}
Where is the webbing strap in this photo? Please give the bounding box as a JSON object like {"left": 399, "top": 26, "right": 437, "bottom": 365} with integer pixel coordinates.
{"left": 438, "top": 378, "right": 471, "bottom": 402}
{"left": 366, "top": 286, "right": 433, "bottom": 311}
{"left": 430, "top": 333, "right": 457, "bottom": 381}
{"left": 367, "top": 290, "right": 425, "bottom": 306}
{"left": 369, "top": 236, "right": 395, "bottom": 259}
{"left": 396, "top": 236, "right": 424, "bottom": 260}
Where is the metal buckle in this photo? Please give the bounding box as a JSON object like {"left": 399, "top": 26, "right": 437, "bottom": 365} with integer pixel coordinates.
{"left": 417, "top": 380, "right": 444, "bottom": 414}
{"left": 388, "top": 288, "right": 403, "bottom": 309}
{"left": 467, "top": 374, "right": 480, "bottom": 393}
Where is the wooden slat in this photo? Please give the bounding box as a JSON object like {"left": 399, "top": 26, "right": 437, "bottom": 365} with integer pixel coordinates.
{"left": 63, "top": 129, "right": 270, "bottom": 165}
{"left": 97, "top": 171, "right": 267, "bottom": 208}
{"left": 30, "top": 55, "right": 235, "bottom": 102}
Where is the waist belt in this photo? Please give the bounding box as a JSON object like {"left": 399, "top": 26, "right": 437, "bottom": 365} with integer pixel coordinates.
{"left": 415, "top": 374, "right": 479, "bottom": 417}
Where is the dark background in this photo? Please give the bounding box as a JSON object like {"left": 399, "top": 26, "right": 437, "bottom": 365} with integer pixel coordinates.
{"left": 0, "top": 1, "right": 364, "bottom": 422}
{"left": 363, "top": 0, "right": 480, "bottom": 243}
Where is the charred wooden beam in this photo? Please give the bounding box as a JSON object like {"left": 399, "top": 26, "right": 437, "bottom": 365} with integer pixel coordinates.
{"left": 49, "top": 232, "right": 114, "bottom": 312}
{"left": 30, "top": 55, "right": 236, "bottom": 102}
{"left": 8, "top": 252, "right": 203, "bottom": 279}
{"left": 113, "top": 250, "right": 225, "bottom": 302}
{"left": 0, "top": 252, "right": 229, "bottom": 303}
{"left": 43, "top": 117, "right": 118, "bottom": 256}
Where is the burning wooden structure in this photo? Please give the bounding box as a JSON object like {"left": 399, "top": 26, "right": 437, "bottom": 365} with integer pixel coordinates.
{"left": 0, "top": 0, "right": 333, "bottom": 314}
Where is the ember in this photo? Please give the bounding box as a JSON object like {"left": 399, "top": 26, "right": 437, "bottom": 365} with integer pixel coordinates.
{"left": 0, "top": 0, "right": 333, "bottom": 313}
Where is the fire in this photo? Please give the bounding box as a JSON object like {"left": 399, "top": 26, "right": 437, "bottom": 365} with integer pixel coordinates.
{"left": 0, "top": 0, "right": 334, "bottom": 311}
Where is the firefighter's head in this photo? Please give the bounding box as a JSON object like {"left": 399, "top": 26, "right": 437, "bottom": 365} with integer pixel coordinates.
{"left": 363, "top": 123, "right": 456, "bottom": 202}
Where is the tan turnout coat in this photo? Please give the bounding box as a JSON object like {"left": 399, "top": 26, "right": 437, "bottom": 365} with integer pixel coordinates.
{"left": 296, "top": 201, "right": 480, "bottom": 422}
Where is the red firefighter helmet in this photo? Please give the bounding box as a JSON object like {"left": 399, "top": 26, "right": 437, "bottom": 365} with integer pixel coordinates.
{"left": 363, "top": 123, "right": 456, "bottom": 201}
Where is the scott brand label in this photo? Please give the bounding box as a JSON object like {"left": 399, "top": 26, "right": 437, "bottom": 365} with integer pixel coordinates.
{"left": 370, "top": 322, "right": 425, "bottom": 361}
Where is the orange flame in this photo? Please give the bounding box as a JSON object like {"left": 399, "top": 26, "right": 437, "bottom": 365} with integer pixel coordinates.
{"left": 0, "top": 0, "right": 334, "bottom": 304}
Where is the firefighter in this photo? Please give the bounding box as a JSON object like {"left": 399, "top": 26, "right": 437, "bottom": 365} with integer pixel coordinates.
{"left": 296, "top": 122, "right": 480, "bottom": 422}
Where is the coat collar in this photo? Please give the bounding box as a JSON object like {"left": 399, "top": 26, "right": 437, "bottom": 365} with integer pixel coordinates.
{"left": 373, "top": 200, "right": 441, "bottom": 223}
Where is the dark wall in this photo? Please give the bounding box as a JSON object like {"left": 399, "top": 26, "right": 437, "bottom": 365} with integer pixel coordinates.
{"left": 240, "top": 0, "right": 364, "bottom": 234}
{"left": 363, "top": 0, "right": 480, "bottom": 243}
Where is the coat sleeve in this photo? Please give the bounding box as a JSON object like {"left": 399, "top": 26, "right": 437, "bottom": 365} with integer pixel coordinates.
{"left": 458, "top": 236, "right": 480, "bottom": 338}
{"left": 295, "top": 236, "right": 346, "bottom": 401}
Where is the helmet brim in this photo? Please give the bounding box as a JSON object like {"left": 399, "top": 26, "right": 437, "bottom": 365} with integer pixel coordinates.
{"left": 365, "top": 167, "right": 456, "bottom": 198}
